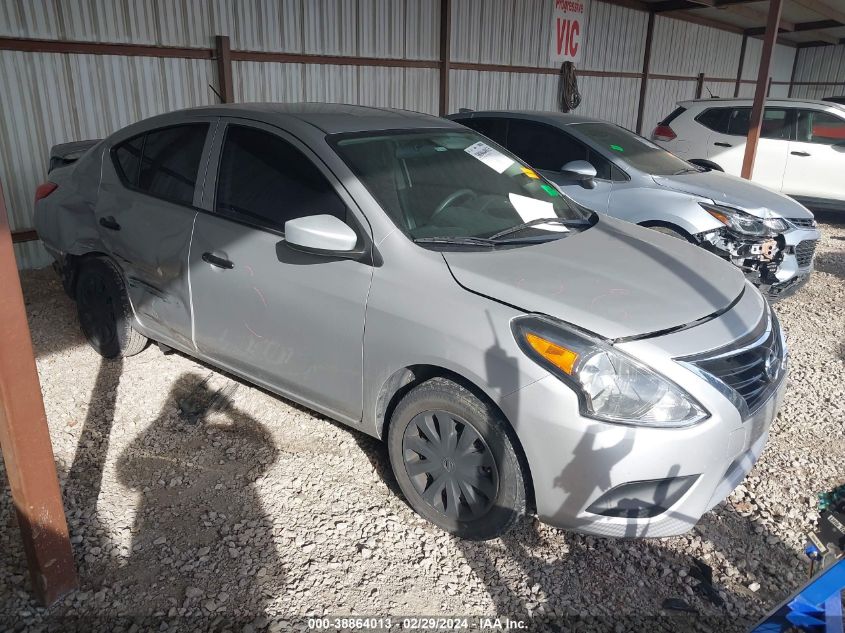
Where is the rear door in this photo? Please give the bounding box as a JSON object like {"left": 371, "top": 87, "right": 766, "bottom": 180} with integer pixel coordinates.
{"left": 703, "top": 106, "right": 791, "bottom": 190}
{"left": 782, "top": 108, "right": 845, "bottom": 202}
{"left": 97, "top": 120, "right": 216, "bottom": 349}
{"left": 189, "top": 120, "right": 373, "bottom": 423}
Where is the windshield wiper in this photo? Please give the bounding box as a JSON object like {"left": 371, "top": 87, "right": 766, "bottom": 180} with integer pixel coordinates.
{"left": 488, "top": 217, "right": 577, "bottom": 241}
{"left": 673, "top": 167, "right": 701, "bottom": 175}
{"left": 413, "top": 236, "right": 496, "bottom": 247}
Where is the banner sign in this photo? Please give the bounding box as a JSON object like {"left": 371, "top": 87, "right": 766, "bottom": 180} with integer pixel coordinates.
{"left": 550, "top": 0, "right": 587, "bottom": 64}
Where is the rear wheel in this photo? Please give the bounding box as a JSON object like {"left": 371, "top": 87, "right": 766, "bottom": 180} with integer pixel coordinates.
{"left": 387, "top": 377, "right": 527, "bottom": 540}
{"left": 76, "top": 258, "right": 147, "bottom": 358}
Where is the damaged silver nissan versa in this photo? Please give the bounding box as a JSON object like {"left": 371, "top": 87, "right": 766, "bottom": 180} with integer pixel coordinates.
{"left": 35, "top": 104, "right": 787, "bottom": 540}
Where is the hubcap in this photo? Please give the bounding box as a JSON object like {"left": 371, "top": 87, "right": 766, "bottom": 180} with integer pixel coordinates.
{"left": 79, "top": 274, "right": 117, "bottom": 348}
{"left": 401, "top": 410, "right": 499, "bottom": 520}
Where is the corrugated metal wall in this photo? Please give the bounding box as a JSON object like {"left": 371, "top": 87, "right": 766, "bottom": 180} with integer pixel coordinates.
{"left": 0, "top": 0, "right": 827, "bottom": 269}
{"left": 791, "top": 44, "right": 845, "bottom": 101}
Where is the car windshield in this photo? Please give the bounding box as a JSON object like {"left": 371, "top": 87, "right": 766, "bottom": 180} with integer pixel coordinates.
{"left": 572, "top": 122, "right": 695, "bottom": 176}
{"left": 331, "top": 129, "right": 592, "bottom": 243}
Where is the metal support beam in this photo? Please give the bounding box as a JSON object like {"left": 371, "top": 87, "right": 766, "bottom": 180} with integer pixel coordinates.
{"left": 734, "top": 33, "right": 748, "bottom": 97}
{"left": 791, "top": 0, "right": 845, "bottom": 25}
{"left": 788, "top": 50, "right": 800, "bottom": 97}
{"left": 635, "top": 11, "right": 656, "bottom": 134}
{"left": 214, "top": 35, "right": 233, "bottom": 104}
{"left": 695, "top": 72, "right": 706, "bottom": 98}
{"left": 438, "top": 0, "right": 451, "bottom": 116}
{"left": 0, "top": 183, "right": 78, "bottom": 605}
{"left": 741, "top": 0, "right": 783, "bottom": 180}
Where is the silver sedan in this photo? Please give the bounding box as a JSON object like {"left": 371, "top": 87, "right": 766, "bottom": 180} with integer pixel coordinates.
{"left": 35, "top": 104, "right": 786, "bottom": 540}
{"left": 449, "top": 110, "right": 821, "bottom": 298}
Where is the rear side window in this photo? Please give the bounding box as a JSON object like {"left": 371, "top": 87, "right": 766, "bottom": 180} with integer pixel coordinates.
{"left": 458, "top": 117, "right": 508, "bottom": 145}
{"left": 114, "top": 135, "right": 143, "bottom": 184}
{"left": 112, "top": 123, "right": 209, "bottom": 205}
{"left": 696, "top": 108, "right": 731, "bottom": 133}
{"left": 215, "top": 125, "right": 346, "bottom": 230}
{"left": 139, "top": 125, "right": 208, "bottom": 204}
{"left": 659, "top": 106, "right": 686, "bottom": 126}
{"left": 796, "top": 110, "right": 845, "bottom": 144}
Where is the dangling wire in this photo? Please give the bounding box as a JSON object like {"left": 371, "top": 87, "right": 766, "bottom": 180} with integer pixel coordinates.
{"left": 558, "top": 61, "right": 581, "bottom": 113}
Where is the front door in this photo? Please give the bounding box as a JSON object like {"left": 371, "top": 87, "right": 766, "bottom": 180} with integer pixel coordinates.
{"left": 188, "top": 121, "right": 373, "bottom": 423}
{"left": 782, "top": 108, "right": 845, "bottom": 202}
{"left": 96, "top": 120, "right": 216, "bottom": 349}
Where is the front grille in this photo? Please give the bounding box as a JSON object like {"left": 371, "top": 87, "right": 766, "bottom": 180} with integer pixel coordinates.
{"left": 795, "top": 240, "right": 817, "bottom": 267}
{"left": 788, "top": 217, "right": 816, "bottom": 229}
{"left": 690, "top": 313, "right": 785, "bottom": 414}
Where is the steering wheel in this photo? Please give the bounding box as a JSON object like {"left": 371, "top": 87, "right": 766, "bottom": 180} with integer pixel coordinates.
{"left": 430, "top": 188, "right": 477, "bottom": 222}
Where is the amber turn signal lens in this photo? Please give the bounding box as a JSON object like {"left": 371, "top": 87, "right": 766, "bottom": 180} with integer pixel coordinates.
{"left": 524, "top": 332, "right": 579, "bottom": 375}
{"left": 705, "top": 209, "right": 729, "bottom": 225}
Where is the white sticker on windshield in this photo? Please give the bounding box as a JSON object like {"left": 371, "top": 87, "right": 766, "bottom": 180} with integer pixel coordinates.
{"left": 508, "top": 194, "right": 569, "bottom": 232}
{"left": 464, "top": 141, "right": 514, "bottom": 173}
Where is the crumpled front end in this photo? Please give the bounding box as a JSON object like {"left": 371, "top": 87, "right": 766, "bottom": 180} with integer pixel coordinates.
{"left": 694, "top": 218, "right": 820, "bottom": 299}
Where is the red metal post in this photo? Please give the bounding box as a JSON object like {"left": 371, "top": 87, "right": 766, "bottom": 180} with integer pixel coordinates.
{"left": 741, "top": 0, "right": 783, "bottom": 179}
{"left": 214, "top": 35, "right": 233, "bottom": 103}
{"left": 0, "top": 183, "right": 78, "bottom": 604}
{"left": 438, "top": 0, "right": 452, "bottom": 116}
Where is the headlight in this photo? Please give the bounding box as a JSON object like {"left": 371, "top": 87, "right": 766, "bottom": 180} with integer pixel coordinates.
{"left": 512, "top": 316, "right": 708, "bottom": 427}
{"left": 699, "top": 202, "right": 786, "bottom": 237}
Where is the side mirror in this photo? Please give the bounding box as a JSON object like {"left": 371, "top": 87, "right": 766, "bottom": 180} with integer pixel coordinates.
{"left": 560, "top": 160, "right": 598, "bottom": 190}
{"left": 284, "top": 214, "right": 358, "bottom": 254}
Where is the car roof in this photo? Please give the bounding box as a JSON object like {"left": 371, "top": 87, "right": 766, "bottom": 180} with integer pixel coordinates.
{"left": 678, "top": 97, "right": 845, "bottom": 111}
{"left": 144, "top": 102, "right": 460, "bottom": 135}
{"left": 447, "top": 109, "right": 604, "bottom": 127}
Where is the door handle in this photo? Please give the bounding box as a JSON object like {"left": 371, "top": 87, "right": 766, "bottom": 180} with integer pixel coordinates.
{"left": 202, "top": 252, "right": 234, "bottom": 269}
{"left": 714, "top": 142, "right": 732, "bottom": 148}
{"left": 790, "top": 151, "right": 811, "bottom": 157}
{"left": 99, "top": 216, "right": 120, "bottom": 231}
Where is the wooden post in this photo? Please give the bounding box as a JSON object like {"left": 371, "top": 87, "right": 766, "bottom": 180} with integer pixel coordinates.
{"left": 0, "top": 182, "right": 78, "bottom": 605}
{"left": 214, "top": 35, "right": 233, "bottom": 103}
{"left": 635, "top": 11, "right": 656, "bottom": 134}
{"left": 438, "top": 0, "right": 452, "bottom": 116}
{"left": 741, "top": 0, "right": 783, "bottom": 180}
{"left": 695, "top": 72, "right": 705, "bottom": 98}
{"left": 734, "top": 33, "right": 748, "bottom": 97}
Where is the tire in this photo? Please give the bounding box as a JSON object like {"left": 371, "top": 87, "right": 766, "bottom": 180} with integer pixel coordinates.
{"left": 75, "top": 258, "right": 147, "bottom": 358}
{"left": 387, "top": 377, "right": 527, "bottom": 540}
{"left": 647, "top": 225, "right": 688, "bottom": 241}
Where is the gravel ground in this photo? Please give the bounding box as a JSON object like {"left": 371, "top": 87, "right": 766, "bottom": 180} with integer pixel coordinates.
{"left": 1, "top": 215, "right": 843, "bottom": 633}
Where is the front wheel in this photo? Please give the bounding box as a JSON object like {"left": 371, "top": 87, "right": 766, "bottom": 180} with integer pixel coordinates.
{"left": 387, "top": 377, "right": 527, "bottom": 540}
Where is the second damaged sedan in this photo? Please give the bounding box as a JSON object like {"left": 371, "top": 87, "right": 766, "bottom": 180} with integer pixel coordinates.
{"left": 449, "top": 110, "right": 821, "bottom": 298}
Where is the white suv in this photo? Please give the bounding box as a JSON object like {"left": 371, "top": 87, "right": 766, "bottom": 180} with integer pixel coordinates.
{"left": 652, "top": 98, "right": 845, "bottom": 212}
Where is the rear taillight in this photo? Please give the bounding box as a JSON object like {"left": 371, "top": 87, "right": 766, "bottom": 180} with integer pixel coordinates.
{"left": 34, "top": 182, "right": 58, "bottom": 204}
{"left": 651, "top": 124, "right": 677, "bottom": 142}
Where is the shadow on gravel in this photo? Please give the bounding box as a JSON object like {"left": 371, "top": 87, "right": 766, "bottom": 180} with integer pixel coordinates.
{"left": 813, "top": 251, "right": 845, "bottom": 282}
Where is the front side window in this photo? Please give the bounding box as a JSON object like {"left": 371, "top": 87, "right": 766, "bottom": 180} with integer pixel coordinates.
{"left": 459, "top": 117, "right": 508, "bottom": 145}
{"left": 571, "top": 122, "right": 692, "bottom": 176}
{"left": 505, "top": 120, "right": 617, "bottom": 180}
{"left": 114, "top": 135, "right": 143, "bottom": 185}
{"left": 215, "top": 125, "right": 346, "bottom": 229}
{"left": 796, "top": 110, "right": 845, "bottom": 144}
{"left": 332, "top": 129, "right": 591, "bottom": 242}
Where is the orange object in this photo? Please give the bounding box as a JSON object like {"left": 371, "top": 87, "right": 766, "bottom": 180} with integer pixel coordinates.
{"left": 525, "top": 332, "right": 579, "bottom": 375}
{"left": 521, "top": 166, "right": 540, "bottom": 179}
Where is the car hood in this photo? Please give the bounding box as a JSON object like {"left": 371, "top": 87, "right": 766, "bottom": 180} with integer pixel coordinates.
{"left": 652, "top": 171, "right": 814, "bottom": 219}
{"left": 442, "top": 216, "right": 746, "bottom": 340}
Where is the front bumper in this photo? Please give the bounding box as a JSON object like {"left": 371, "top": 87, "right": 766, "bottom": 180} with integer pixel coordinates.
{"left": 500, "top": 287, "right": 787, "bottom": 538}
